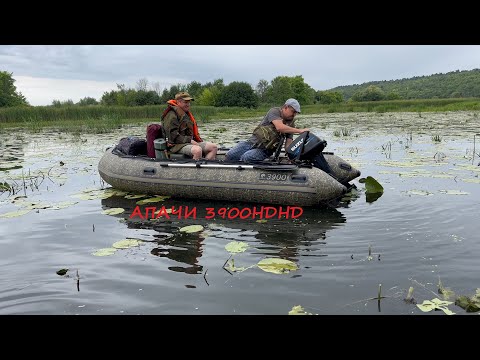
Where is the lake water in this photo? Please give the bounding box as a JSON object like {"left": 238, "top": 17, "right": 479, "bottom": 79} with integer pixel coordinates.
{"left": 1, "top": 111, "right": 479, "bottom": 315}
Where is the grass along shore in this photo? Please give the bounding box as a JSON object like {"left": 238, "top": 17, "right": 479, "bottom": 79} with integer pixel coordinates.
{"left": 1, "top": 98, "right": 480, "bottom": 133}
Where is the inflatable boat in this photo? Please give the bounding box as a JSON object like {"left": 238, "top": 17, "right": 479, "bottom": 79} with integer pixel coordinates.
{"left": 98, "top": 133, "right": 361, "bottom": 207}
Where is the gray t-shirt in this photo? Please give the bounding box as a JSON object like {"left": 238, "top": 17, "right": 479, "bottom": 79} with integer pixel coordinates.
{"left": 248, "top": 107, "right": 295, "bottom": 144}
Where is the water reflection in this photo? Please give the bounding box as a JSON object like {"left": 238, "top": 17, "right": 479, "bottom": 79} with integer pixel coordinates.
{"left": 101, "top": 196, "right": 349, "bottom": 273}
{"left": 151, "top": 233, "right": 205, "bottom": 275}
{"left": 0, "top": 137, "right": 25, "bottom": 171}
{"left": 366, "top": 192, "right": 383, "bottom": 203}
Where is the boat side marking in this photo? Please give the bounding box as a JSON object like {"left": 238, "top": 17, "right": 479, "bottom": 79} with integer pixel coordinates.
{"left": 98, "top": 169, "right": 318, "bottom": 194}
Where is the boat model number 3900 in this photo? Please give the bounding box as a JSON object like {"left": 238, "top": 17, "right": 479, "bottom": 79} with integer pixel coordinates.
{"left": 259, "top": 173, "right": 289, "bottom": 181}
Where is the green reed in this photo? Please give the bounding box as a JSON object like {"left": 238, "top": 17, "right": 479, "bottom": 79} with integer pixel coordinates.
{"left": 2, "top": 98, "right": 480, "bottom": 129}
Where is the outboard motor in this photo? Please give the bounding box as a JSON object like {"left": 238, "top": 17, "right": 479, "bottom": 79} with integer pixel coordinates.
{"left": 286, "top": 132, "right": 332, "bottom": 174}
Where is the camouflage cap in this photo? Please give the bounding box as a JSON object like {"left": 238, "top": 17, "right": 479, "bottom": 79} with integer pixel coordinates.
{"left": 175, "top": 92, "right": 194, "bottom": 101}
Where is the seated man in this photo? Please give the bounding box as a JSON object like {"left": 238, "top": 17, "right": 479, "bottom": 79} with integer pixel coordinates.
{"left": 225, "top": 98, "right": 309, "bottom": 162}
{"left": 161, "top": 92, "right": 217, "bottom": 160}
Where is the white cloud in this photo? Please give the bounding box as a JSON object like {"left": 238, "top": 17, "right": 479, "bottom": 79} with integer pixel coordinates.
{"left": 14, "top": 76, "right": 118, "bottom": 106}
{"left": 4, "top": 45, "right": 480, "bottom": 106}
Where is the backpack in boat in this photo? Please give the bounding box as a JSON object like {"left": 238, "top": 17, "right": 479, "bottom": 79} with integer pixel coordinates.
{"left": 146, "top": 123, "right": 166, "bottom": 158}
{"left": 114, "top": 136, "right": 147, "bottom": 156}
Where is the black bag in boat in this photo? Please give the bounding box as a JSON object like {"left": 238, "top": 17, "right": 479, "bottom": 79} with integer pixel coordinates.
{"left": 114, "top": 136, "right": 147, "bottom": 156}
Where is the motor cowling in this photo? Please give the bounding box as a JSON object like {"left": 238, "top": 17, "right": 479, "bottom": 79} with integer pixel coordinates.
{"left": 286, "top": 132, "right": 327, "bottom": 160}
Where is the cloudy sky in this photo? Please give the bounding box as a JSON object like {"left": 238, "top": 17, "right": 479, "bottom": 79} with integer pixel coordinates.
{"left": 2, "top": 45, "right": 480, "bottom": 106}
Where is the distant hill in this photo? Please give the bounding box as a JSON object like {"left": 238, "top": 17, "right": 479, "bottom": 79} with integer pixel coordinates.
{"left": 329, "top": 68, "right": 480, "bottom": 100}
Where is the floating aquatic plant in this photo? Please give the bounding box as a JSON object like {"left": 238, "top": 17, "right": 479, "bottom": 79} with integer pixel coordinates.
{"left": 437, "top": 278, "right": 455, "bottom": 300}
{"left": 416, "top": 298, "right": 455, "bottom": 315}
{"left": 92, "top": 248, "right": 118, "bottom": 256}
{"left": 404, "top": 286, "right": 416, "bottom": 304}
{"left": 225, "top": 241, "right": 249, "bottom": 254}
{"left": 124, "top": 194, "right": 147, "bottom": 199}
{"left": 112, "top": 239, "right": 142, "bottom": 249}
{"left": 257, "top": 258, "right": 298, "bottom": 274}
{"left": 136, "top": 196, "right": 169, "bottom": 205}
{"left": 71, "top": 189, "right": 115, "bottom": 200}
{"left": 0, "top": 209, "right": 31, "bottom": 218}
{"left": 362, "top": 176, "right": 384, "bottom": 194}
{"left": 102, "top": 207, "right": 125, "bottom": 215}
{"left": 179, "top": 225, "right": 204, "bottom": 233}
{"left": 288, "top": 305, "right": 314, "bottom": 315}
{"left": 406, "top": 189, "right": 434, "bottom": 196}
{"left": 438, "top": 190, "right": 469, "bottom": 195}
{"left": 455, "top": 289, "right": 480, "bottom": 312}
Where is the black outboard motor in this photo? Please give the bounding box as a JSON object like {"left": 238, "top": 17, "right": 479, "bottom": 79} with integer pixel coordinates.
{"left": 286, "top": 132, "right": 333, "bottom": 174}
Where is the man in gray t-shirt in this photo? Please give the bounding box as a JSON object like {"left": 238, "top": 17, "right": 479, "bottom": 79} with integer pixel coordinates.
{"left": 225, "top": 98, "right": 309, "bottom": 162}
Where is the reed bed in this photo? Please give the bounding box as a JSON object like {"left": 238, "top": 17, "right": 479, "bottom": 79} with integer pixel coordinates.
{"left": 1, "top": 99, "right": 480, "bottom": 131}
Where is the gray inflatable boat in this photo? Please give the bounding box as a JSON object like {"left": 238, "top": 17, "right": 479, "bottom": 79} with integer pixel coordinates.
{"left": 98, "top": 133, "right": 360, "bottom": 206}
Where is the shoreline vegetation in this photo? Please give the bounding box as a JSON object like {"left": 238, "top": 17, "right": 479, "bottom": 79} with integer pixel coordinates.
{"left": 1, "top": 98, "right": 480, "bottom": 133}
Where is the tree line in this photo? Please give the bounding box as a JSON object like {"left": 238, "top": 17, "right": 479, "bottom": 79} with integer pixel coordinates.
{"left": 70, "top": 75, "right": 326, "bottom": 108}
{"left": 2, "top": 68, "right": 480, "bottom": 109}
{"left": 0, "top": 71, "right": 352, "bottom": 109}
{"left": 331, "top": 68, "right": 480, "bottom": 101}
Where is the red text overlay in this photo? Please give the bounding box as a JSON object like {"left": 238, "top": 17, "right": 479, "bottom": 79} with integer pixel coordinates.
{"left": 129, "top": 206, "right": 303, "bottom": 220}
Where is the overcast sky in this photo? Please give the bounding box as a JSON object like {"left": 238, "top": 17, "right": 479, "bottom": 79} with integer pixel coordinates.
{"left": 2, "top": 45, "right": 480, "bottom": 106}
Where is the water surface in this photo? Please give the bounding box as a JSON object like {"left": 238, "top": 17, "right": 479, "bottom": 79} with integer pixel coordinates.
{"left": 1, "top": 111, "right": 479, "bottom": 315}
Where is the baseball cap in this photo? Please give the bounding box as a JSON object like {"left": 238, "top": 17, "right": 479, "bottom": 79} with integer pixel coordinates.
{"left": 284, "top": 98, "right": 301, "bottom": 113}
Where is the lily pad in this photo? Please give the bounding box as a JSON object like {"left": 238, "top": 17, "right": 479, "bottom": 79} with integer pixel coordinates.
{"left": 438, "top": 190, "right": 469, "bottom": 195}
{"left": 92, "top": 248, "right": 118, "bottom": 256}
{"left": 366, "top": 192, "right": 383, "bottom": 203}
{"left": 179, "top": 225, "right": 204, "bottom": 233}
{"left": 154, "top": 208, "right": 172, "bottom": 215}
{"left": 136, "top": 196, "right": 169, "bottom": 205}
{"left": 124, "top": 194, "right": 147, "bottom": 199}
{"left": 416, "top": 298, "right": 455, "bottom": 315}
{"left": 462, "top": 178, "right": 480, "bottom": 184}
{"left": 71, "top": 190, "right": 113, "bottom": 200}
{"left": 0, "top": 209, "right": 31, "bottom": 218}
{"left": 103, "top": 189, "right": 128, "bottom": 196}
{"left": 24, "top": 203, "right": 52, "bottom": 210}
{"left": 257, "top": 258, "right": 298, "bottom": 274}
{"left": 225, "top": 241, "right": 249, "bottom": 254}
{"left": 377, "top": 160, "right": 425, "bottom": 168}
{"left": 288, "top": 305, "right": 313, "bottom": 315}
{"left": 51, "top": 201, "right": 79, "bottom": 210}
{"left": 431, "top": 174, "right": 454, "bottom": 179}
{"left": 112, "top": 239, "right": 142, "bottom": 249}
{"left": 102, "top": 207, "right": 125, "bottom": 215}
{"left": 364, "top": 176, "right": 384, "bottom": 194}
{"left": 406, "top": 189, "right": 434, "bottom": 196}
